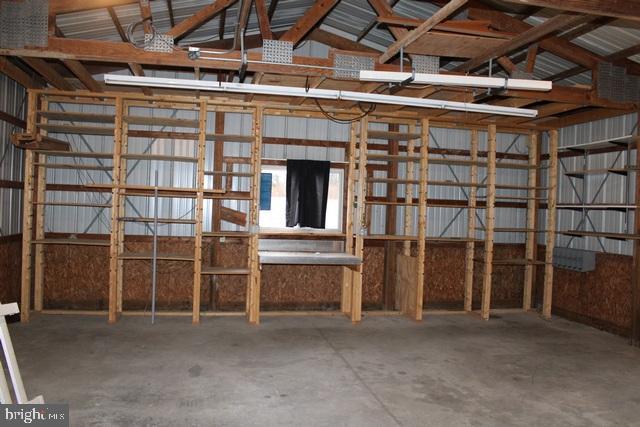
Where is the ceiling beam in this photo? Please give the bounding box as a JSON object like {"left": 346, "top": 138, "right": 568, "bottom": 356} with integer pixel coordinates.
{"left": 255, "top": 0, "right": 273, "bottom": 40}
{"left": 457, "top": 13, "right": 592, "bottom": 72}
{"left": 377, "top": 17, "right": 510, "bottom": 38}
{"left": 307, "top": 29, "right": 379, "bottom": 53}
{"left": 548, "top": 42, "right": 640, "bottom": 81}
{"left": 62, "top": 59, "right": 104, "bottom": 92}
{"left": 166, "top": 0, "right": 238, "bottom": 40}
{"left": 139, "top": 0, "right": 153, "bottom": 34}
{"left": 358, "top": 0, "right": 400, "bottom": 42}
{"left": 22, "top": 57, "right": 75, "bottom": 90}
{"left": 279, "top": 0, "right": 340, "bottom": 46}
{"left": 50, "top": 0, "right": 138, "bottom": 14}
{"left": 378, "top": 0, "right": 469, "bottom": 63}
{"left": 498, "top": 0, "right": 640, "bottom": 22}
{"left": 166, "top": 0, "right": 176, "bottom": 27}
{"left": 560, "top": 16, "right": 614, "bottom": 41}
{"left": 219, "top": 8, "right": 227, "bottom": 40}
{"left": 267, "top": 0, "right": 280, "bottom": 21}
{"left": 524, "top": 43, "right": 538, "bottom": 73}
{"left": 0, "top": 56, "right": 40, "bottom": 88}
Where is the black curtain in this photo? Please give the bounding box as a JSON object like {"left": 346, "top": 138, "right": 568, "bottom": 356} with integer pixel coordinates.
{"left": 286, "top": 159, "right": 330, "bottom": 228}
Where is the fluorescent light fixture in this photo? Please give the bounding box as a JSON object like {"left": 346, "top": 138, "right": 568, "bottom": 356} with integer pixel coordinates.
{"left": 104, "top": 74, "right": 538, "bottom": 118}
{"left": 359, "top": 70, "right": 552, "bottom": 92}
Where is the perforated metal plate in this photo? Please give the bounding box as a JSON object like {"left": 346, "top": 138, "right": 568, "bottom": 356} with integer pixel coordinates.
{"left": 0, "top": 0, "right": 48, "bottom": 49}
{"left": 144, "top": 33, "right": 174, "bottom": 53}
{"left": 412, "top": 55, "right": 440, "bottom": 74}
{"left": 625, "top": 74, "right": 640, "bottom": 103}
{"left": 262, "top": 39, "right": 293, "bottom": 64}
{"left": 598, "top": 62, "right": 635, "bottom": 102}
{"left": 334, "top": 54, "right": 375, "bottom": 79}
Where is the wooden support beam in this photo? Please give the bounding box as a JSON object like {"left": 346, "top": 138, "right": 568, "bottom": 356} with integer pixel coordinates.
{"left": 632, "top": 114, "right": 640, "bottom": 347}
{"left": 267, "top": 0, "right": 279, "bottom": 21}
{"left": 463, "top": 129, "right": 478, "bottom": 312}
{"left": 219, "top": 8, "right": 227, "bottom": 40}
{"left": 457, "top": 13, "right": 591, "bottom": 72}
{"left": 107, "top": 6, "right": 128, "bottom": 41}
{"left": 34, "top": 101, "right": 45, "bottom": 312}
{"left": 0, "top": 56, "right": 39, "bottom": 89}
{"left": 50, "top": 0, "right": 138, "bottom": 14}
{"left": 192, "top": 100, "right": 207, "bottom": 324}
{"left": 402, "top": 128, "right": 416, "bottom": 255}
{"left": 108, "top": 97, "right": 124, "bottom": 324}
{"left": 0, "top": 111, "right": 26, "bottom": 129}
{"left": 308, "top": 29, "right": 379, "bottom": 53}
{"left": 166, "top": 0, "right": 238, "bottom": 40}
{"left": 20, "top": 92, "right": 38, "bottom": 323}
{"left": 525, "top": 43, "right": 538, "bottom": 73}
{"left": 549, "top": 43, "right": 640, "bottom": 82}
{"left": 414, "top": 118, "right": 429, "bottom": 321}
{"left": 255, "top": 0, "right": 273, "bottom": 40}
{"left": 480, "top": 124, "right": 496, "bottom": 321}
{"left": 247, "top": 107, "right": 263, "bottom": 324}
{"left": 62, "top": 59, "right": 103, "bottom": 92}
{"left": 542, "top": 129, "right": 558, "bottom": 320}
{"left": 382, "top": 123, "right": 399, "bottom": 310}
{"left": 341, "top": 122, "right": 357, "bottom": 315}
{"left": 139, "top": 0, "right": 153, "bottom": 34}
{"left": 279, "top": 0, "right": 340, "bottom": 46}
{"left": 351, "top": 117, "right": 368, "bottom": 323}
{"left": 523, "top": 132, "right": 537, "bottom": 310}
{"left": 499, "top": 0, "right": 640, "bottom": 22}
{"left": 22, "top": 57, "right": 75, "bottom": 91}
{"left": 378, "top": 0, "right": 468, "bottom": 63}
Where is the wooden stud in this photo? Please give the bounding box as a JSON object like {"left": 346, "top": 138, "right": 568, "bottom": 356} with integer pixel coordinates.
{"left": 351, "top": 117, "right": 368, "bottom": 323}
{"left": 523, "top": 132, "right": 538, "bottom": 310}
{"left": 481, "top": 124, "right": 496, "bottom": 321}
{"left": 463, "top": 129, "right": 478, "bottom": 312}
{"left": 247, "top": 107, "right": 262, "bottom": 325}
{"left": 116, "top": 105, "right": 129, "bottom": 314}
{"left": 192, "top": 100, "right": 207, "bottom": 324}
{"left": 403, "top": 126, "right": 416, "bottom": 255}
{"left": 341, "top": 122, "right": 357, "bottom": 315}
{"left": 383, "top": 124, "right": 399, "bottom": 310}
{"left": 107, "top": 96, "right": 123, "bottom": 324}
{"left": 20, "top": 92, "right": 38, "bottom": 322}
{"left": 414, "top": 118, "right": 429, "bottom": 321}
{"left": 33, "top": 98, "right": 48, "bottom": 312}
{"left": 542, "top": 130, "right": 558, "bottom": 319}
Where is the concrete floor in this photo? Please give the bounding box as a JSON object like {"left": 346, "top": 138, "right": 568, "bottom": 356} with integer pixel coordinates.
{"left": 7, "top": 312, "right": 640, "bottom": 427}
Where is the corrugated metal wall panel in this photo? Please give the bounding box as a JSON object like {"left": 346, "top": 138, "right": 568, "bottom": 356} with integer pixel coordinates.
{"left": 0, "top": 74, "right": 26, "bottom": 236}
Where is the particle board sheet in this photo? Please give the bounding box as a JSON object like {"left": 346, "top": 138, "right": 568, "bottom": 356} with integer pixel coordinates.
{"left": 396, "top": 253, "right": 418, "bottom": 318}
{"left": 0, "top": 238, "right": 22, "bottom": 305}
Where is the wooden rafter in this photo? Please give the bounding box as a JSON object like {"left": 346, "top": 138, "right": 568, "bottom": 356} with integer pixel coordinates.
{"left": 525, "top": 44, "right": 538, "bottom": 73}
{"left": 62, "top": 59, "right": 104, "bottom": 92}
{"left": 549, "top": 43, "right": 640, "bottom": 81}
{"left": 499, "top": 0, "right": 640, "bottom": 22}
{"left": 22, "top": 57, "right": 75, "bottom": 91}
{"left": 457, "top": 13, "right": 593, "bottom": 72}
{"left": 0, "top": 56, "right": 40, "bottom": 89}
{"left": 560, "top": 16, "right": 614, "bottom": 41}
{"left": 166, "top": 0, "right": 238, "bottom": 40}
{"left": 166, "top": 0, "right": 176, "bottom": 27}
{"left": 378, "top": 0, "right": 469, "bottom": 63}
{"left": 377, "top": 17, "right": 510, "bottom": 38}
{"left": 279, "top": 0, "right": 340, "bottom": 46}
{"left": 219, "top": 8, "right": 227, "bottom": 40}
{"left": 50, "top": 0, "right": 138, "bottom": 14}
{"left": 139, "top": 0, "right": 153, "bottom": 34}
{"left": 308, "top": 29, "right": 379, "bottom": 53}
{"left": 255, "top": 0, "right": 273, "bottom": 40}
{"left": 267, "top": 0, "right": 279, "bottom": 21}
{"left": 358, "top": 0, "right": 400, "bottom": 42}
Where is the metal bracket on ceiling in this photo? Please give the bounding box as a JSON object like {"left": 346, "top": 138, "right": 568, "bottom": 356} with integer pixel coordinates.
{"left": 388, "top": 69, "right": 415, "bottom": 95}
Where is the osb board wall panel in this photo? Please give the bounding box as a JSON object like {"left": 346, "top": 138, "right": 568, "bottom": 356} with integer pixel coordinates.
{"left": 549, "top": 250, "right": 633, "bottom": 336}
{"left": 424, "top": 243, "right": 526, "bottom": 309}
{"left": 363, "top": 245, "right": 384, "bottom": 308}
{"left": 212, "top": 239, "right": 248, "bottom": 311}
{"left": 0, "top": 237, "right": 21, "bottom": 304}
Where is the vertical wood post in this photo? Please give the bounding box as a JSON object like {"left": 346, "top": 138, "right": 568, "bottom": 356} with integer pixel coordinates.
{"left": 464, "top": 129, "right": 478, "bottom": 312}
{"left": 523, "top": 132, "right": 538, "bottom": 310}
{"left": 383, "top": 124, "right": 399, "bottom": 310}
{"left": 341, "top": 122, "right": 357, "bottom": 315}
{"left": 108, "top": 96, "right": 124, "bottom": 324}
{"left": 542, "top": 130, "right": 558, "bottom": 319}
{"left": 20, "top": 92, "right": 38, "bottom": 322}
{"left": 33, "top": 99, "right": 47, "bottom": 312}
{"left": 481, "top": 125, "right": 497, "bottom": 321}
{"left": 116, "top": 105, "right": 128, "bottom": 315}
{"left": 414, "top": 119, "right": 429, "bottom": 321}
{"left": 192, "top": 100, "right": 207, "bottom": 324}
{"left": 351, "top": 117, "right": 368, "bottom": 323}
{"left": 247, "top": 107, "right": 263, "bottom": 325}
{"left": 403, "top": 126, "right": 416, "bottom": 255}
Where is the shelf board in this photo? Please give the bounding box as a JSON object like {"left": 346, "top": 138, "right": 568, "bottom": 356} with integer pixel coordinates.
{"left": 364, "top": 235, "right": 418, "bottom": 241}
{"left": 201, "top": 267, "right": 250, "bottom": 275}
{"left": 430, "top": 180, "right": 486, "bottom": 188}
{"left": 36, "top": 150, "right": 113, "bottom": 159}
{"left": 121, "top": 153, "right": 198, "bottom": 163}
{"left": 119, "top": 252, "right": 195, "bottom": 261}
{"left": 365, "top": 200, "right": 420, "bottom": 206}
{"left": 368, "top": 178, "right": 420, "bottom": 184}
{"left": 258, "top": 251, "right": 362, "bottom": 266}
{"left": 477, "top": 227, "right": 538, "bottom": 233}
{"left": 35, "top": 201, "right": 111, "bottom": 208}
{"left": 203, "top": 231, "right": 251, "bottom": 238}
{"left": 119, "top": 217, "right": 196, "bottom": 224}
{"left": 34, "top": 162, "right": 112, "bottom": 171}
{"left": 124, "top": 116, "right": 199, "bottom": 128}
{"left": 38, "top": 111, "right": 115, "bottom": 123}
{"left": 259, "top": 230, "right": 346, "bottom": 238}
{"left": 38, "top": 124, "right": 115, "bottom": 136}
{"left": 206, "top": 133, "right": 255, "bottom": 143}
{"left": 475, "top": 258, "right": 545, "bottom": 265}
{"left": 560, "top": 230, "right": 640, "bottom": 241}
{"left": 33, "top": 238, "right": 109, "bottom": 246}
{"left": 559, "top": 135, "right": 638, "bottom": 152}
{"left": 366, "top": 154, "right": 421, "bottom": 162}
{"left": 204, "top": 171, "right": 254, "bottom": 177}
{"left": 361, "top": 130, "right": 421, "bottom": 140}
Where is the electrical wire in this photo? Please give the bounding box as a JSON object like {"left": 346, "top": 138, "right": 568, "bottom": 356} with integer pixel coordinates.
{"left": 312, "top": 98, "right": 375, "bottom": 124}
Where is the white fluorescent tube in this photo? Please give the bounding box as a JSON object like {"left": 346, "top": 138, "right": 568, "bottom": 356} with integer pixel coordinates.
{"left": 359, "top": 70, "right": 552, "bottom": 92}
{"left": 104, "top": 74, "right": 538, "bottom": 118}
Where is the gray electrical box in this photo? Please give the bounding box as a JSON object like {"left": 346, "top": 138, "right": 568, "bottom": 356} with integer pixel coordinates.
{"left": 553, "top": 247, "right": 596, "bottom": 272}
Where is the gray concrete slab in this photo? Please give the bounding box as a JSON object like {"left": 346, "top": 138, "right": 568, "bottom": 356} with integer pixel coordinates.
{"left": 7, "top": 313, "right": 640, "bottom": 427}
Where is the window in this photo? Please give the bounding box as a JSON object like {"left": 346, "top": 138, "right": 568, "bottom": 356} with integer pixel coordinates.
{"left": 259, "top": 165, "right": 343, "bottom": 231}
